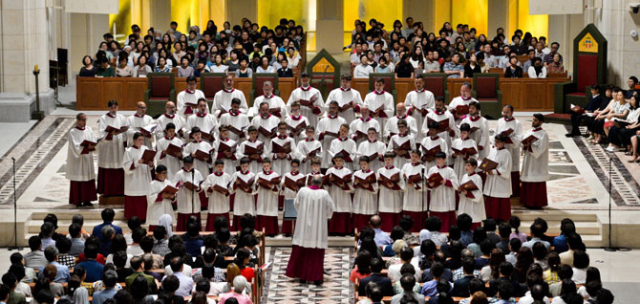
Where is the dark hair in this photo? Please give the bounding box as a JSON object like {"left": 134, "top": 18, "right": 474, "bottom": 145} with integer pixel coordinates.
{"left": 532, "top": 242, "right": 547, "bottom": 260}
{"left": 596, "top": 288, "right": 614, "bottom": 304}
{"left": 457, "top": 214, "right": 472, "bottom": 232}
{"left": 132, "top": 227, "right": 147, "bottom": 244}
{"left": 140, "top": 235, "right": 154, "bottom": 253}
{"left": 497, "top": 279, "right": 514, "bottom": 299}
{"left": 462, "top": 257, "right": 475, "bottom": 274}
{"left": 499, "top": 261, "right": 513, "bottom": 277}
{"left": 509, "top": 238, "right": 521, "bottom": 253}
{"left": 472, "top": 227, "right": 487, "bottom": 244}
{"left": 111, "top": 234, "right": 127, "bottom": 253}
{"left": 56, "top": 237, "right": 72, "bottom": 254}
{"left": 498, "top": 222, "right": 511, "bottom": 239}
{"left": 162, "top": 275, "right": 180, "bottom": 293}
{"left": 399, "top": 216, "right": 414, "bottom": 232}
{"left": 69, "top": 223, "right": 82, "bottom": 239}
{"left": 102, "top": 208, "right": 116, "bottom": 222}
{"left": 8, "top": 264, "right": 25, "bottom": 282}
{"left": 558, "top": 264, "right": 574, "bottom": 280}
{"left": 84, "top": 243, "right": 98, "bottom": 259}
{"left": 103, "top": 270, "right": 118, "bottom": 288}
{"left": 508, "top": 216, "right": 521, "bottom": 234}
{"left": 390, "top": 226, "right": 404, "bottom": 241}
{"left": 573, "top": 250, "right": 590, "bottom": 269}
{"left": 515, "top": 247, "right": 534, "bottom": 275}
{"left": 131, "top": 275, "right": 150, "bottom": 301}
{"left": 420, "top": 239, "right": 437, "bottom": 258}
{"left": 170, "top": 256, "right": 184, "bottom": 272}
{"left": 448, "top": 226, "right": 461, "bottom": 241}
{"left": 153, "top": 226, "right": 167, "bottom": 241}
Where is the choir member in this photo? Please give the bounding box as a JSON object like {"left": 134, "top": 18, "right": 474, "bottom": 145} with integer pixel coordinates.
{"left": 285, "top": 174, "right": 336, "bottom": 285}
{"left": 251, "top": 102, "right": 280, "bottom": 147}
{"left": 495, "top": 105, "right": 522, "bottom": 197}
{"left": 520, "top": 113, "right": 549, "bottom": 209}
{"left": 376, "top": 153, "right": 405, "bottom": 231}
{"left": 269, "top": 122, "right": 298, "bottom": 175}
{"left": 184, "top": 127, "right": 213, "bottom": 210}
{"left": 186, "top": 98, "right": 217, "bottom": 142}
{"left": 457, "top": 158, "right": 486, "bottom": 229}
{"left": 236, "top": 126, "right": 266, "bottom": 173}
{"left": 177, "top": 76, "right": 208, "bottom": 118}
{"left": 230, "top": 157, "right": 257, "bottom": 231}
{"left": 460, "top": 101, "right": 490, "bottom": 160}
{"left": 387, "top": 119, "right": 415, "bottom": 169}
{"left": 173, "top": 156, "right": 204, "bottom": 231}
{"left": 364, "top": 78, "right": 395, "bottom": 131}
{"left": 329, "top": 124, "right": 358, "bottom": 171}
{"left": 450, "top": 123, "right": 478, "bottom": 180}
{"left": 482, "top": 134, "right": 513, "bottom": 221}
{"left": 401, "top": 149, "right": 427, "bottom": 232}
{"left": 212, "top": 125, "right": 238, "bottom": 176}
{"left": 127, "top": 101, "right": 155, "bottom": 148}
{"left": 352, "top": 156, "right": 379, "bottom": 231}
{"left": 123, "top": 132, "right": 154, "bottom": 221}
{"left": 201, "top": 160, "right": 233, "bottom": 231}
{"left": 317, "top": 102, "right": 347, "bottom": 169}
{"left": 155, "top": 101, "right": 186, "bottom": 143}
{"left": 67, "top": 113, "right": 97, "bottom": 207}
{"left": 422, "top": 96, "right": 458, "bottom": 147}
{"left": 356, "top": 128, "right": 386, "bottom": 172}
{"left": 284, "top": 102, "right": 309, "bottom": 143}
{"left": 146, "top": 165, "right": 176, "bottom": 231}
{"left": 250, "top": 81, "right": 287, "bottom": 119}
{"left": 325, "top": 153, "right": 354, "bottom": 236}
{"left": 212, "top": 74, "right": 249, "bottom": 118}
{"left": 287, "top": 72, "right": 325, "bottom": 126}
{"left": 155, "top": 123, "right": 184, "bottom": 180}
{"left": 427, "top": 152, "right": 459, "bottom": 231}
{"left": 349, "top": 106, "right": 381, "bottom": 145}
{"left": 218, "top": 98, "right": 250, "bottom": 143}
{"left": 448, "top": 82, "right": 478, "bottom": 123}
{"left": 306, "top": 157, "right": 324, "bottom": 185}
{"left": 97, "top": 100, "right": 128, "bottom": 197}
{"left": 254, "top": 159, "right": 281, "bottom": 236}
{"left": 384, "top": 103, "right": 418, "bottom": 142}
{"left": 420, "top": 123, "right": 450, "bottom": 172}
{"left": 280, "top": 159, "right": 306, "bottom": 236}
{"left": 296, "top": 125, "right": 323, "bottom": 174}
{"left": 405, "top": 76, "right": 435, "bottom": 142}
{"left": 327, "top": 74, "right": 363, "bottom": 123}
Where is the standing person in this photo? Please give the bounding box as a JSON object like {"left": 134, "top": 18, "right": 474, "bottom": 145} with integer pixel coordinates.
{"left": 327, "top": 74, "right": 364, "bottom": 123}
{"left": 520, "top": 114, "right": 549, "bottom": 209}
{"left": 427, "top": 152, "right": 459, "bottom": 231}
{"left": 420, "top": 123, "right": 450, "bottom": 172}
{"left": 317, "top": 102, "right": 347, "bottom": 169}
{"left": 155, "top": 123, "right": 183, "bottom": 180}
{"left": 460, "top": 102, "right": 490, "bottom": 161}
{"left": 285, "top": 102, "right": 310, "bottom": 143}
{"left": 364, "top": 78, "right": 395, "bottom": 132}
{"left": 236, "top": 126, "right": 266, "bottom": 173}
{"left": 423, "top": 96, "right": 458, "bottom": 148}
{"left": 329, "top": 124, "right": 358, "bottom": 171}
{"left": 218, "top": 98, "right": 250, "bottom": 143}
{"left": 448, "top": 82, "right": 478, "bottom": 123}
{"left": 155, "top": 101, "right": 186, "bottom": 143}
{"left": 98, "top": 100, "right": 128, "bottom": 197}
{"left": 268, "top": 122, "right": 298, "bottom": 175}
{"left": 349, "top": 106, "right": 381, "bottom": 146}
{"left": 287, "top": 72, "right": 325, "bottom": 127}
{"left": 123, "top": 132, "right": 154, "bottom": 221}
{"left": 212, "top": 74, "right": 249, "bottom": 118}
{"left": 173, "top": 156, "right": 204, "bottom": 231}
{"left": 495, "top": 105, "right": 522, "bottom": 197}
{"left": 146, "top": 165, "right": 176, "bottom": 231}
{"left": 126, "top": 101, "right": 155, "bottom": 148}
{"left": 387, "top": 119, "right": 415, "bottom": 169}
{"left": 183, "top": 127, "right": 213, "bottom": 210}
{"left": 482, "top": 135, "right": 512, "bottom": 221}
{"left": 177, "top": 76, "right": 208, "bottom": 118}
{"left": 230, "top": 157, "right": 257, "bottom": 231}
{"left": 457, "top": 158, "right": 485, "bottom": 228}
{"left": 201, "top": 160, "right": 233, "bottom": 231}
{"left": 376, "top": 153, "right": 406, "bottom": 231}
{"left": 254, "top": 159, "right": 281, "bottom": 236}
{"left": 384, "top": 103, "right": 418, "bottom": 142}
{"left": 67, "top": 113, "right": 98, "bottom": 207}
{"left": 296, "top": 125, "right": 323, "bottom": 174}
{"left": 285, "top": 174, "right": 336, "bottom": 285}
{"left": 325, "top": 153, "right": 354, "bottom": 236}
{"left": 280, "top": 159, "right": 306, "bottom": 236}
{"left": 352, "top": 157, "right": 379, "bottom": 231}
{"left": 357, "top": 128, "right": 386, "bottom": 172}
{"left": 211, "top": 125, "right": 238, "bottom": 176}
{"left": 251, "top": 81, "right": 287, "bottom": 119}
{"left": 405, "top": 76, "right": 435, "bottom": 142}
{"left": 450, "top": 124, "right": 478, "bottom": 180}
{"left": 401, "top": 150, "right": 427, "bottom": 232}
{"left": 186, "top": 98, "right": 217, "bottom": 142}
{"left": 251, "top": 102, "right": 281, "bottom": 147}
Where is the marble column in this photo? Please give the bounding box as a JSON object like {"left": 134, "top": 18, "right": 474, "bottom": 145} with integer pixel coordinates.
{"left": 0, "top": 0, "right": 55, "bottom": 122}
{"left": 149, "top": 0, "right": 171, "bottom": 32}
{"left": 488, "top": 0, "right": 510, "bottom": 38}
{"left": 404, "top": 0, "right": 435, "bottom": 33}
{"left": 315, "top": 0, "right": 343, "bottom": 54}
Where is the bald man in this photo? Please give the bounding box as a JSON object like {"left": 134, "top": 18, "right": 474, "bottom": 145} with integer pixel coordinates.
{"left": 369, "top": 215, "right": 393, "bottom": 246}
{"left": 126, "top": 101, "right": 155, "bottom": 148}
{"left": 156, "top": 101, "right": 186, "bottom": 142}
{"left": 251, "top": 81, "right": 287, "bottom": 119}
{"left": 383, "top": 103, "right": 418, "bottom": 142}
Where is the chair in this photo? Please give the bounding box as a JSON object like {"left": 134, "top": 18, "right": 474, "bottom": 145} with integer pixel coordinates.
{"left": 200, "top": 73, "right": 227, "bottom": 108}
{"left": 423, "top": 73, "right": 450, "bottom": 102}
{"left": 144, "top": 73, "right": 176, "bottom": 117}
{"left": 368, "top": 73, "right": 396, "bottom": 100}
{"left": 251, "top": 73, "right": 279, "bottom": 102}
{"left": 472, "top": 73, "right": 502, "bottom": 119}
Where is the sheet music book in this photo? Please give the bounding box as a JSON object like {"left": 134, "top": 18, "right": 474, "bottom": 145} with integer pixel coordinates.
{"left": 141, "top": 150, "right": 157, "bottom": 163}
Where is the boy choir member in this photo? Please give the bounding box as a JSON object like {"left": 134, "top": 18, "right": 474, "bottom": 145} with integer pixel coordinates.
{"left": 218, "top": 98, "right": 250, "bottom": 142}
{"left": 349, "top": 106, "right": 381, "bottom": 145}
{"left": 352, "top": 156, "right": 379, "bottom": 231}
{"left": 448, "top": 82, "right": 478, "bottom": 123}
{"left": 67, "top": 113, "right": 98, "bottom": 207}
{"left": 254, "top": 159, "right": 281, "bottom": 236}
{"left": 423, "top": 97, "right": 458, "bottom": 147}
{"left": 376, "top": 153, "right": 405, "bottom": 231}
{"left": 387, "top": 119, "right": 415, "bottom": 169}
{"left": 201, "top": 160, "right": 233, "bottom": 231}
{"left": 287, "top": 72, "right": 325, "bottom": 126}
{"left": 186, "top": 99, "right": 217, "bottom": 142}
{"left": 155, "top": 123, "right": 184, "bottom": 180}
{"left": 460, "top": 102, "right": 490, "bottom": 160}
{"left": 306, "top": 157, "right": 324, "bottom": 186}
{"left": 146, "top": 165, "right": 176, "bottom": 231}
{"left": 126, "top": 101, "right": 155, "bottom": 148}
{"left": 329, "top": 124, "right": 358, "bottom": 171}
{"left": 97, "top": 100, "right": 128, "bottom": 197}
{"left": 183, "top": 127, "right": 213, "bottom": 209}
{"left": 325, "top": 153, "right": 354, "bottom": 236}
{"left": 280, "top": 159, "right": 306, "bottom": 236}
{"left": 356, "top": 128, "right": 387, "bottom": 172}
{"left": 457, "top": 158, "right": 485, "bottom": 229}
{"left": 212, "top": 125, "right": 238, "bottom": 176}
{"left": 401, "top": 150, "right": 427, "bottom": 232}
{"left": 251, "top": 102, "right": 281, "bottom": 147}
{"left": 405, "top": 76, "right": 435, "bottom": 142}
{"left": 450, "top": 123, "right": 478, "bottom": 180}
{"left": 296, "top": 126, "right": 323, "bottom": 174}
{"left": 317, "top": 102, "right": 347, "bottom": 169}
{"left": 420, "top": 123, "right": 449, "bottom": 171}
{"left": 230, "top": 158, "right": 257, "bottom": 231}
{"left": 250, "top": 81, "right": 287, "bottom": 119}
{"left": 496, "top": 105, "right": 522, "bottom": 197}
{"left": 284, "top": 102, "right": 309, "bottom": 143}
{"left": 482, "top": 134, "right": 513, "bottom": 221}
{"left": 520, "top": 114, "right": 550, "bottom": 209}
{"left": 173, "top": 156, "right": 204, "bottom": 231}
{"left": 236, "top": 126, "right": 266, "bottom": 173}
{"left": 177, "top": 76, "right": 208, "bottom": 118}
{"left": 123, "top": 132, "right": 154, "bottom": 221}
{"left": 327, "top": 74, "right": 363, "bottom": 123}
{"left": 212, "top": 75, "right": 249, "bottom": 118}
{"left": 384, "top": 103, "right": 418, "bottom": 142}
{"left": 427, "top": 152, "right": 459, "bottom": 231}
{"left": 364, "top": 78, "right": 395, "bottom": 131}
{"left": 155, "top": 101, "right": 186, "bottom": 143}
{"left": 269, "top": 122, "right": 298, "bottom": 174}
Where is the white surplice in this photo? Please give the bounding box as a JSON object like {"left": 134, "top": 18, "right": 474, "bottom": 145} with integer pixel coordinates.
{"left": 420, "top": 136, "right": 449, "bottom": 171}
{"left": 250, "top": 114, "right": 280, "bottom": 147}
{"left": 173, "top": 168, "right": 204, "bottom": 214}
{"left": 155, "top": 113, "right": 187, "bottom": 143}
{"left": 230, "top": 170, "right": 256, "bottom": 215}
{"left": 327, "top": 87, "right": 364, "bottom": 123}
{"left": 329, "top": 137, "right": 358, "bottom": 171}
{"left": 325, "top": 166, "right": 354, "bottom": 213}
{"left": 349, "top": 117, "right": 381, "bottom": 145}
{"left": 448, "top": 96, "right": 477, "bottom": 122}
{"left": 211, "top": 137, "right": 238, "bottom": 176}
{"left": 67, "top": 126, "right": 97, "bottom": 182}
{"left": 317, "top": 115, "right": 347, "bottom": 168}
{"left": 254, "top": 171, "right": 281, "bottom": 217}
{"left": 352, "top": 169, "right": 379, "bottom": 215}
{"left": 218, "top": 111, "right": 250, "bottom": 143}
{"left": 235, "top": 139, "right": 266, "bottom": 173}
{"left": 146, "top": 179, "right": 176, "bottom": 224}
{"left": 126, "top": 114, "right": 155, "bottom": 148}
{"left": 520, "top": 128, "right": 549, "bottom": 182}
{"left": 383, "top": 115, "right": 418, "bottom": 142}
{"left": 423, "top": 110, "right": 458, "bottom": 147}
{"left": 405, "top": 89, "right": 435, "bottom": 142}
{"left": 427, "top": 165, "right": 458, "bottom": 212}
{"left": 386, "top": 133, "right": 416, "bottom": 169}
{"left": 201, "top": 171, "right": 233, "bottom": 214}
{"left": 155, "top": 135, "right": 184, "bottom": 180}
{"left": 460, "top": 114, "right": 490, "bottom": 160}
{"left": 122, "top": 145, "right": 153, "bottom": 196}
{"left": 401, "top": 163, "right": 427, "bottom": 212}
{"left": 212, "top": 88, "right": 248, "bottom": 117}
{"left": 495, "top": 117, "right": 523, "bottom": 173}
{"left": 287, "top": 85, "right": 325, "bottom": 126}
{"left": 280, "top": 171, "right": 307, "bottom": 199}
{"left": 295, "top": 138, "right": 323, "bottom": 174}
{"left": 450, "top": 137, "right": 478, "bottom": 180}
{"left": 458, "top": 172, "right": 485, "bottom": 222}
{"left": 292, "top": 187, "right": 336, "bottom": 249}
{"left": 356, "top": 139, "right": 387, "bottom": 172}
{"left": 376, "top": 166, "right": 405, "bottom": 213}
{"left": 183, "top": 140, "right": 213, "bottom": 177}
{"left": 363, "top": 90, "right": 395, "bottom": 131}
{"left": 482, "top": 147, "right": 512, "bottom": 198}
{"left": 250, "top": 94, "right": 288, "bottom": 119}
{"left": 267, "top": 135, "right": 298, "bottom": 175}
{"left": 284, "top": 115, "right": 309, "bottom": 143}
{"left": 177, "top": 89, "right": 208, "bottom": 118}
{"left": 98, "top": 113, "right": 128, "bottom": 169}
{"left": 186, "top": 112, "right": 218, "bottom": 141}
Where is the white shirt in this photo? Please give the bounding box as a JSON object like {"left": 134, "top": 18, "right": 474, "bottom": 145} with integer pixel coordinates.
{"left": 146, "top": 179, "right": 176, "bottom": 227}
{"left": 212, "top": 88, "right": 248, "bottom": 117}
{"left": 251, "top": 94, "right": 287, "bottom": 119}
{"left": 173, "top": 168, "right": 204, "bottom": 214}
{"left": 155, "top": 114, "right": 186, "bottom": 142}
{"left": 126, "top": 114, "right": 155, "bottom": 148}
{"left": 352, "top": 169, "right": 379, "bottom": 215}
{"left": 98, "top": 112, "right": 128, "bottom": 168}
{"left": 377, "top": 166, "right": 405, "bottom": 213}
{"left": 521, "top": 128, "right": 549, "bottom": 182}
{"left": 401, "top": 163, "right": 427, "bottom": 212}
{"left": 353, "top": 64, "right": 374, "bottom": 78}
{"left": 404, "top": 89, "right": 435, "bottom": 142}
{"left": 384, "top": 115, "right": 418, "bottom": 141}
{"left": 327, "top": 87, "right": 364, "bottom": 123}
{"left": 459, "top": 114, "right": 490, "bottom": 160}
{"left": 287, "top": 86, "right": 325, "bottom": 126}
{"left": 317, "top": 115, "right": 347, "bottom": 168}
{"left": 292, "top": 187, "right": 335, "bottom": 249}
{"left": 254, "top": 171, "right": 281, "bottom": 216}
{"left": 218, "top": 111, "right": 250, "bottom": 143}
{"left": 495, "top": 117, "right": 523, "bottom": 172}
{"left": 364, "top": 90, "right": 395, "bottom": 131}
{"left": 325, "top": 166, "right": 354, "bottom": 212}
{"left": 483, "top": 147, "right": 512, "bottom": 198}
{"left": 177, "top": 89, "right": 208, "bottom": 118}
{"left": 186, "top": 112, "right": 218, "bottom": 141}
{"left": 66, "top": 126, "right": 97, "bottom": 182}
{"left": 230, "top": 170, "right": 257, "bottom": 215}
{"left": 427, "top": 165, "right": 458, "bottom": 212}
{"left": 201, "top": 171, "right": 233, "bottom": 214}
{"left": 122, "top": 145, "right": 153, "bottom": 196}
{"left": 350, "top": 117, "right": 381, "bottom": 145}
{"left": 458, "top": 173, "right": 485, "bottom": 223}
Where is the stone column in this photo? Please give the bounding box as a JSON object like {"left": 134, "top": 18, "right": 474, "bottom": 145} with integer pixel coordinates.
{"left": 0, "top": 0, "right": 55, "bottom": 121}
{"left": 488, "top": 0, "right": 510, "bottom": 38}
{"left": 149, "top": 0, "right": 171, "bottom": 32}
{"left": 226, "top": 0, "right": 257, "bottom": 26}
{"left": 404, "top": 0, "right": 435, "bottom": 33}
{"left": 316, "top": 0, "right": 343, "bottom": 54}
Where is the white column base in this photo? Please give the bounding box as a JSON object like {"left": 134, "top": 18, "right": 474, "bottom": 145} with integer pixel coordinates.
{"left": 0, "top": 89, "right": 56, "bottom": 122}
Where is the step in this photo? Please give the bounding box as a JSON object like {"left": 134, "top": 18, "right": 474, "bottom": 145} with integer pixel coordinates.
{"left": 582, "top": 234, "right": 604, "bottom": 248}
{"left": 30, "top": 209, "right": 126, "bottom": 221}
{"left": 27, "top": 220, "right": 130, "bottom": 234}
{"left": 519, "top": 221, "right": 601, "bottom": 236}
{"left": 511, "top": 210, "right": 599, "bottom": 222}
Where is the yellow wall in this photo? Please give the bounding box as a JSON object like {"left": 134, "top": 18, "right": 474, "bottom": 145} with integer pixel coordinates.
{"left": 452, "top": 0, "right": 488, "bottom": 36}
{"left": 109, "top": 0, "right": 132, "bottom": 41}
{"left": 343, "top": 0, "right": 403, "bottom": 44}
{"left": 434, "top": 1, "right": 451, "bottom": 34}
{"left": 515, "top": 0, "right": 548, "bottom": 39}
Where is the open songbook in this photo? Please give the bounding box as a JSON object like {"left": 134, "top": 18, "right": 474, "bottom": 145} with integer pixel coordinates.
{"left": 283, "top": 176, "right": 306, "bottom": 191}
{"left": 520, "top": 134, "right": 538, "bottom": 146}
{"left": 427, "top": 172, "right": 444, "bottom": 188}
{"left": 166, "top": 144, "right": 183, "bottom": 159}
{"left": 354, "top": 174, "right": 376, "bottom": 189}
{"left": 234, "top": 176, "right": 255, "bottom": 193}
{"left": 479, "top": 158, "right": 498, "bottom": 172}
{"left": 288, "top": 121, "right": 307, "bottom": 136}
{"left": 80, "top": 140, "right": 97, "bottom": 154}
{"left": 452, "top": 146, "right": 478, "bottom": 156}
{"left": 212, "top": 183, "right": 230, "bottom": 196}
{"left": 193, "top": 149, "right": 212, "bottom": 162}
{"left": 427, "top": 118, "right": 450, "bottom": 133}
{"left": 272, "top": 142, "right": 292, "bottom": 154}
{"left": 421, "top": 145, "right": 441, "bottom": 163}
{"left": 458, "top": 180, "right": 479, "bottom": 192}
{"left": 139, "top": 124, "right": 158, "bottom": 137}
{"left": 378, "top": 172, "right": 401, "bottom": 190}
{"left": 450, "top": 104, "right": 470, "bottom": 116}
{"left": 499, "top": 129, "right": 514, "bottom": 144}
{"left": 258, "top": 126, "right": 277, "bottom": 139}
{"left": 257, "top": 176, "right": 281, "bottom": 189}
{"left": 140, "top": 150, "right": 157, "bottom": 163}
{"left": 318, "top": 131, "right": 339, "bottom": 141}
{"left": 328, "top": 149, "right": 353, "bottom": 162}
{"left": 371, "top": 105, "right": 388, "bottom": 118}
{"left": 160, "top": 185, "right": 179, "bottom": 195}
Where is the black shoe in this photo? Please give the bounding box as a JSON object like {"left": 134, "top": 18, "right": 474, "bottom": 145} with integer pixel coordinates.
{"left": 314, "top": 280, "right": 323, "bottom": 286}
{"left": 283, "top": 233, "right": 292, "bottom": 237}
{"left": 565, "top": 133, "right": 576, "bottom": 137}
{"left": 82, "top": 202, "right": 94, "bottom": 207}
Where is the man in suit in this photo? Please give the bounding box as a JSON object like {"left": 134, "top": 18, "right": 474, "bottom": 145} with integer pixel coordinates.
{"left": 566, "top": 84, "right": 608, "bottom": 137}
{"left": 451, "top": 257, "right": 476, "bottom": 297}
{"left": 358, "top": 258, "right": 393, "bottom": 296}
{"left": 91, "top": 208, "right": 123, "bottom": 238}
